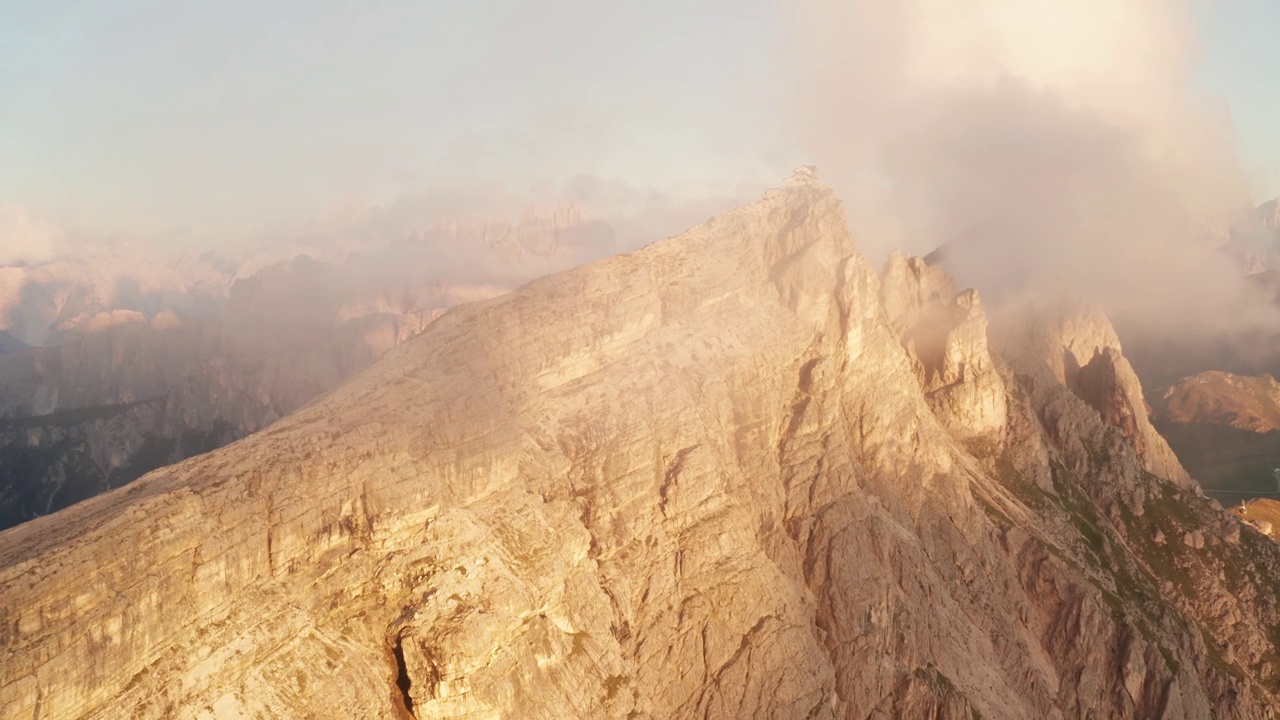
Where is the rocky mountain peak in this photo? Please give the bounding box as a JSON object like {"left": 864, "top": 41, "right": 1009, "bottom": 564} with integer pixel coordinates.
{"left": 997, "top": 301, "right": 1192, "bottom": 488}
{"left": 2, "top": 180, "right": 1279, "bottom": 719}
{"left": 880, "top": 250, "right": 958, "bottom": 331}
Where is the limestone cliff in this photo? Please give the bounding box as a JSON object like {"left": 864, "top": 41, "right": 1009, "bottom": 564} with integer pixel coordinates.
{"left": 880, "top": 252, "right": 1008, "bottom": 442}
{"left": 3, "top": 178, "right": 1280, "bottom": 719}
{"left": 996, "top": 301, "right": 1194, "bottom": 490}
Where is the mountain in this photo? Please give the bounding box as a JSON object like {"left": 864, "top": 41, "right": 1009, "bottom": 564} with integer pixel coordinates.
{"left": 0, "top": 257, "right": 468, "bottom": 530}
{"left": 3, "top": 176, "right": 1280, "bottom": 718}
{"left": 0, "top": 248, "right": 236, "bottom": 349}
{"left": 0, "top": 202, "right": 617, "bottom": 351}
{"left": 1150, "top": 371, "right": 1280, "bottom": 499}
{"left": 1221, "top": 198, "right": 1280, "bottom": 275}
{"left": 1157, "top": 372, "right": 1280, "bottom": 434}
{"left": 0, "top": 205, "right": 615, "bottom": 529}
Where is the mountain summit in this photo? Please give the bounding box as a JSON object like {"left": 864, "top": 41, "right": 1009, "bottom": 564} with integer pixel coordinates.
{"left": 2, "top": 180, "right": 1280, "bottom": 719}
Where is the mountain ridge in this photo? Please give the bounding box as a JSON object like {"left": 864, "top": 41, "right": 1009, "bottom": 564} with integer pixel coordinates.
{"left": 2, "top": 178, "right": 1279, "bottom": 719}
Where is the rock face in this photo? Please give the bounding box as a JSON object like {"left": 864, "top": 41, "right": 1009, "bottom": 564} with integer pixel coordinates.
{"left": 880, "top": 252, "right": 1008, "bottom": 441}
{"left": 4, "top": 180, "right": 1280, "bottom": 719}
{"left": 997, "top": 302, "right": 1193, "bottom": 490}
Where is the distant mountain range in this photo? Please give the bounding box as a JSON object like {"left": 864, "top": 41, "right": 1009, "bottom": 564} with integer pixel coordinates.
{"left": 0, "top": 203, "right": 619, "bottom": 529}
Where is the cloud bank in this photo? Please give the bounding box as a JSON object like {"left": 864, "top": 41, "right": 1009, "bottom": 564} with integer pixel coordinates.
{"left": 0, "top": 205, "right": 66, "bottom": 267}
{"left": 778, "top": 0, "right": 1264, "bottom": 336}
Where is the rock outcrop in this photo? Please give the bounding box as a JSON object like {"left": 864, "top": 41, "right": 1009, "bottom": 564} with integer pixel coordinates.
{"left": 881, "top": 252, "right": 1008, "bottom": 442}
{"left": 2, "top": 179, "right": 1280, "bottom": 719}
{"left": 997, "top": 302, "right": 1193, "bottom": 489}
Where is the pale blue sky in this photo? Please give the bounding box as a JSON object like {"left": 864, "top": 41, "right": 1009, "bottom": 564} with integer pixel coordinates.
{"left": 0, "top": 1, "right": 780, "bottom": 241}
{"left": 1, "top": 0, "right": 1278, "bottom": 243}
{"left": 1195, "top": 0, "right": 1280, "bottom": 200}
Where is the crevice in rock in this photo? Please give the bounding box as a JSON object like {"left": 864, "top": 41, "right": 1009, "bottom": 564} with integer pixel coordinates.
{"left": 1066, "top": 348, "right": 1143, "bottom": 450}
{"left": 391, "top": 636, "right": 415, "bottom": 716}
{"left": 659, "top": 445, "right": 699, "bottom": 515}
{"left": 778, "top": 356, "right": 823, "bottom": 471}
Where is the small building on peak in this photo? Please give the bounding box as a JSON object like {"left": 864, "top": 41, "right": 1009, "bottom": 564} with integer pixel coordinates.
{"left": 786, "top": 165, "right": 819, "bottom": 186}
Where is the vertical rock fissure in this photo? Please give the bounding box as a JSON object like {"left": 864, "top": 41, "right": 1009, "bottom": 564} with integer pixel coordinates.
{"left": 392, "top": 636, "right": 415, "bottom": 716}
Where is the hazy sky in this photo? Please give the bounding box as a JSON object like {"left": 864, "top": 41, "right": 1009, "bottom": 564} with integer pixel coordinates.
{"left": 1, "top": 0, "right": 1278, "bottom": 245}
{"left": 1195, "top": 0, "right": 1280, "bottom": 199}
{"left": 0, "top": 1, "right": 781, "bottom": 243}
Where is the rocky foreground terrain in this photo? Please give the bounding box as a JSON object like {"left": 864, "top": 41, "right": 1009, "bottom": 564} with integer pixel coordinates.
{"left": 3, "top": 178, "right": 1280, "bottom": 718}
{"left": 1229, "top": 499, "right": 1280, "bottom": 541}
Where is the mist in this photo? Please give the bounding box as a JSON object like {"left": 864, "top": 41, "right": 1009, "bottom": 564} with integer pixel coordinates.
{"left": 4, "top": 0, "right": 1280, "bottom": 369}
{"left": 779, "top": 0, "right": 1277, "bottom": 345}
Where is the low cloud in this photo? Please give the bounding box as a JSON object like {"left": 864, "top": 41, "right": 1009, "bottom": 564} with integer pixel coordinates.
{"left": 777, "top": 0, "right": 1275, "bottom": 344}
{"left": 0, "top": 205, "right": 67, "bottom": 267}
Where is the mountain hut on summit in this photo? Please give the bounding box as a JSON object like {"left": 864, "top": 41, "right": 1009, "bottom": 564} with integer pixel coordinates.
{"left": 787, "top": 165, "right": 819, "bottom": 186}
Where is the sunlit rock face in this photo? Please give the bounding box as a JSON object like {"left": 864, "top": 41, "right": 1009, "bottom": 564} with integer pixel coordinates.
{"left": 880, "top": 252, "right": 1008, "bottom": 442}
{"left": 995, "top": 301, "right": 1194, "bottom": 490}
{"left": 5, "top": 177, "right": 1280, "bottom": 719}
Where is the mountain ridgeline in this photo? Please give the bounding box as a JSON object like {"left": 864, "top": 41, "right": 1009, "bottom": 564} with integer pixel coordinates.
{"left": 3, "top": 178, "right": 1280, "bottom": 718}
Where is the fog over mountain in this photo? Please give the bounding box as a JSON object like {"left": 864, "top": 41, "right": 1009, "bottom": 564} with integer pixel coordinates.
{"left": 782, "top": 1, "right": 1272, "bottom": 331}
{"left": 9, "top": 2, "right": 1280, "bottom": 718}
{"left": 7, "top": 1, "right": 1278, "bottom": 342}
